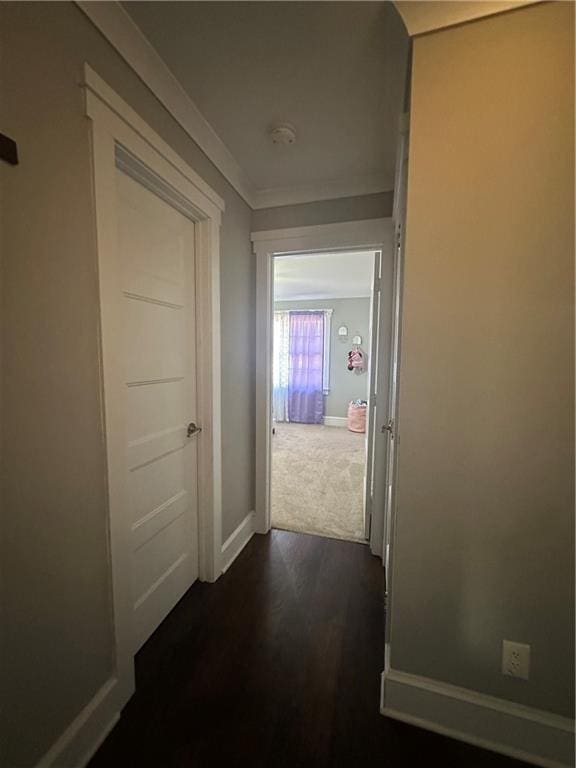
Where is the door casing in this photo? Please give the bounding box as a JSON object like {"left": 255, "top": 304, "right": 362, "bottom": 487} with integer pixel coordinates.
{"left": 251, "top": 218, "right": 397, "bottom": 557}
{"left": 85, "top": 65, "right": 224, "bottom": 711}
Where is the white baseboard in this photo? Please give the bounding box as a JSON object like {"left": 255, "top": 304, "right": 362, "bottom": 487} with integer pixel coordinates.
{"left": 323, "top": 416, "right": 347, "bottom": 428}
{"left": 381, "top": 668, "right": 575, "bottom": 768}
{"left": 221, "top": 511, "right": 255, "bottom": 574}
{"left": 36, "top": 678, "right": 120, "bottom": 768}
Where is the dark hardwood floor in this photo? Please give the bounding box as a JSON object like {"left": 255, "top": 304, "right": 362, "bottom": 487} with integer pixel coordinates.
{"left": 89, "top": 530, "right": 528, "bottom": 768}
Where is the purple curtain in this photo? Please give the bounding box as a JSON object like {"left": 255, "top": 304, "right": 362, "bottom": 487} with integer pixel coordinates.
{"left": 288, "top": 311, "right": 325, "bottom": 424}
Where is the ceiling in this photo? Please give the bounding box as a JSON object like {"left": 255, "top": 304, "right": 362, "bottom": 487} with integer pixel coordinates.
{"left": 81, "top": 1, "right": 536, "bottom": 208}
{"left": 121, "top": 2, "right": 409, "bottom": 201}
{"left": 274, "top": 251, "right": 375, "bottom": 302}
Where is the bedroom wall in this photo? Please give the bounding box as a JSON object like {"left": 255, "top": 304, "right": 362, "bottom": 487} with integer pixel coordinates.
{"left": 0, "top": 2, "right": 254, "bottom": 764}
{"left": 274, "top": 298, "right": 371, "bottom": 418}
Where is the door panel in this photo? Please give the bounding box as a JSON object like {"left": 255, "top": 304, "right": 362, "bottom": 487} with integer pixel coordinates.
{"left": 132, "top": 491, "right": 189, "bottom": 552}
{"left": 116, "top": 170, "right": 199, "bottom": 651}
{"left": 125, "top": 299, "right": 186, "bottom": 382}
{"left": 130, "top": 450, "right": 188, "bottom": 524}
{"left": 126, "top": 380, "right": 187, "bottom": 444}
{"left": 127, "top": 424, "right": 187, "bottom": 471}
{"left": 118, "top": 175, "right": 187, "bottom": 307}
{"left": 133, "top": 512, "right": 190, "bottom": 595}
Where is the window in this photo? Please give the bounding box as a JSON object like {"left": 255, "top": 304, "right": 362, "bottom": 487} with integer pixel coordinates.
{"left": 272, "top": 309, "right": 332, "bottom": 423}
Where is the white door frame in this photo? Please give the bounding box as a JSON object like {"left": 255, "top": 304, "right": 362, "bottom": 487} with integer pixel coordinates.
{"left": 84, "top": 65, "right": 223, "bottom": 710}
{"left": 251, "top": 218, "right": 394, "bottom": 552}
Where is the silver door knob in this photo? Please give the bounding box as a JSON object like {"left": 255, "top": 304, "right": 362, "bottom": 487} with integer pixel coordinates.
{"left": 381, "top": 419, "right": 394, "bottom": 434}
{"left": 187, "top": 422, "right": 202, "bottom": 437}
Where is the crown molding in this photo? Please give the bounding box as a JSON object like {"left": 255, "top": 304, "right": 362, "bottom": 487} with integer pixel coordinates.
{"left": 83, "top": 65, "right": 225, "bottom": 215}
{"left": 76, "top": 0, "right": 258, "bottom": 207}
{"left": 393, "top": 0, "right": 542, "bottom": 37}
{"left": 77, "top": 1, "right": 391, "bottom": 211}
{"left": 252, "top": 174, "right": 392, "bottom": 210}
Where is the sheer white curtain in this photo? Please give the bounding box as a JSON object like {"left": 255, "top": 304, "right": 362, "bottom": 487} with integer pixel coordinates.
{"left": 322, "top": 309, "right": 332, "bottom": 394}
{"left": 273, "top": 311, "right": 290, "bottom": 422}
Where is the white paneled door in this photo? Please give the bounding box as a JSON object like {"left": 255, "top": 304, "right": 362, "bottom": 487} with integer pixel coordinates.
{"left": 116, "top": 169, "right": 199, "bottom": 651}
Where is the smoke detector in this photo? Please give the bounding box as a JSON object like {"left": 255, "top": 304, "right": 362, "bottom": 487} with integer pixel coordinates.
{"left": 269, "top": 123, "right": 297, "bottom": 146}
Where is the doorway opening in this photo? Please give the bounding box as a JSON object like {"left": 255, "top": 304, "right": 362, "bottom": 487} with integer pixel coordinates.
{"left": 252, "top": 216, "right": 396, "bottom": 560}
{"left": 252, "top": 218, "right": 397, "bottom": 558}
{"left": 271, "top": 250, "right": 376, "bottom": 543}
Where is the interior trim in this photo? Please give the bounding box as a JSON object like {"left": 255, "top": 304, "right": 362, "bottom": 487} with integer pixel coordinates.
{"left": 77, "top": 1, "right": 253, "bottom": 205}
{"left": 83, "top": 65, "right": 225, "bottom": 214}
{"left": 77, "top": 1, "right": 392, "bottom": 209}
{"left": 221, "top": 511, "right": 256, "bottom": 574}
{"left": 381, "top": 668, "right": 575, "bottom": 768}
{"left": 252, "top": 175, "right": 393, "bottom": 210}
{"left": 252, "top": 218, "right": 394, "bottom": 556}
{"left": 35, "top": 678, "right": 119, "bottom": 768}
{"left": 393, "top": 1, "right": 542, "bottom": 37}
{"left": 84, "top": 64, "right": 224, "bottom": 730}
{"left": 323, "top": 416, "right": 347, "bottom": 428}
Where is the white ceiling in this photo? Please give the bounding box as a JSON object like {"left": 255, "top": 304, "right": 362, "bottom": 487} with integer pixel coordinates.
{"left": 121, "top": 2, "right": 409, "bottom": 201}
{"left": 274, "top": 250, "right": 375, "bottom": 302}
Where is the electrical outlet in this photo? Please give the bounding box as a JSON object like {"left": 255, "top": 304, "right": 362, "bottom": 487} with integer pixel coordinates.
{"left": 502, "top": 640, "right": 530, "bottom": 680}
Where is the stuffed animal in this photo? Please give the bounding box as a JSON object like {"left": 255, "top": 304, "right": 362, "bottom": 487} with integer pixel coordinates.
{"left": 348, "top": 348, "right": 365, "bottom": 371}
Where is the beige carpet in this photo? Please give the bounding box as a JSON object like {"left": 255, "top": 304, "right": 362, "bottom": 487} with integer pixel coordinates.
{"left": 271, "top": 423, "right": 367, "bottom": 542}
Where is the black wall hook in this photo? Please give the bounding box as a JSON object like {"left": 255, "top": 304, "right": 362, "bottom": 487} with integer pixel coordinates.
{"left": 0, "top": 134, "right": 19, "bottom": 165}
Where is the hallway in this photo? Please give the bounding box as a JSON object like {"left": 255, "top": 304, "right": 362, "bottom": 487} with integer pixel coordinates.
{"left": 89, "top": 531, "right": 528, "bottom": 768}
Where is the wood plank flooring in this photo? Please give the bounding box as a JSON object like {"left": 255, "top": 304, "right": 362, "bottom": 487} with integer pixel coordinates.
{"left": 89, "top": 530, "right": 529, "bottom": 768}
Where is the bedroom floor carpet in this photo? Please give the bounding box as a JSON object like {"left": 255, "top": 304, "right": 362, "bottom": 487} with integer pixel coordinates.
{"left": 271, "top": 422, "right": 366, "bottom": 542}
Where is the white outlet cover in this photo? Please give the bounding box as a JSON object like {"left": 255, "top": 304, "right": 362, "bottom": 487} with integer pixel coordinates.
{"left": 502, "top": 640, "right": 530, "bottom": 680}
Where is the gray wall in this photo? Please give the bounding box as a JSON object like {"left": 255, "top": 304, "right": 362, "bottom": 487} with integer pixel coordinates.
{"left": 391, "top": 1, "right": 574, "bottom": 718}
{"left": 0, "top": 2, "right": 254, "bottom": 764}
{"left": 252, "top": 191, "right": 393, "bottom": 232}
{"left": 274, "top": 298, "right": 371, "bottom": 417}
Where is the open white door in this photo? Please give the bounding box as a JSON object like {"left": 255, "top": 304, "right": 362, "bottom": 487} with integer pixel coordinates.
{"left": 365, "top": 240, "right": 395, "bottom": 557}
{"left": 364, "top": 252, "right": 380, "bottom": 539}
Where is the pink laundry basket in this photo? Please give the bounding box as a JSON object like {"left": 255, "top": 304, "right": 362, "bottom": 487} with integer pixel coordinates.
{"left": 347, "top": 402, "right": 367, "bottom": 433}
